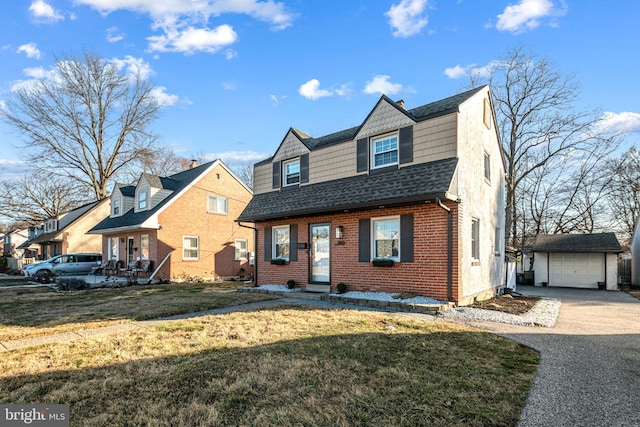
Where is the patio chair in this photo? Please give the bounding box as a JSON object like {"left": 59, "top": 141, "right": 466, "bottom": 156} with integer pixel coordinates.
{"left": 104, "top": 260, "right": 122, "bottom": 277}
{"left": 120, "top": 260, "right": 140, "bottom": 277}
{"left": 134, "top": 260, "right": 154, "bottom": 279}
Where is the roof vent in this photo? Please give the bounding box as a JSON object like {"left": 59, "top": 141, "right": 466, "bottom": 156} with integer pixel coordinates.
{"left": 189, "top": 160, "right": 198, "bottom": 169}
{"left": 396, "top": 99, "right": 405, "bottom": 109}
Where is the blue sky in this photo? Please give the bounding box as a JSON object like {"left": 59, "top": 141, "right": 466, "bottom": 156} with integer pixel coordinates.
{"left": 1, "top": 0, "right": 639, "bottom": 179}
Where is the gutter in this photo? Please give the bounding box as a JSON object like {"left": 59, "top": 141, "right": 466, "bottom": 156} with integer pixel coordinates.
{"left": 237, "top": 221, "right": 258, "bottom": 285}
{"left": 436, "top": 198, "right": 454, "bottom": 302}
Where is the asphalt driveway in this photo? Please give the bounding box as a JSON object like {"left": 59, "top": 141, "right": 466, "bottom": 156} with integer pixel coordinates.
{"left": 462, "top": 286, "right": 640, "bottom": 427}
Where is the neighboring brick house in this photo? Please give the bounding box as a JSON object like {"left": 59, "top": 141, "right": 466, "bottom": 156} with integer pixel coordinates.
{"left": 238, "top": 86, "right": 505, "bottom": 304}
{"left": 88, "top": 160, "right": 254, "bottom": 281}
{"left": 30, "top": 199, "right": 110, "bottom": 259}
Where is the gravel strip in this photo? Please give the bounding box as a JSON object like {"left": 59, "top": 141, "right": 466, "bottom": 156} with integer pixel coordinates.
{"left": 441, "top": 298, "right": 561, "bottom": 327}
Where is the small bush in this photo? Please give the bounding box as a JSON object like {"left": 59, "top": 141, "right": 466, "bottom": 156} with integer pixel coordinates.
{"left": 286, "top": 279, "right": 296, "bottom": 289}
{"left": 0, "top": 256, "right": 8, "bottom": 273}
{"left": 56, "top": 278, "right": 90, "bottom": 291}
{"left": 336, "top": 282, "right": 347, "bottom": 294}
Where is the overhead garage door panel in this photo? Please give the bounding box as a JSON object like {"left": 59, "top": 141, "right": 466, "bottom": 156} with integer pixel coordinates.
{"left": 549, "top": 253, "right": 604, "bottom": 289}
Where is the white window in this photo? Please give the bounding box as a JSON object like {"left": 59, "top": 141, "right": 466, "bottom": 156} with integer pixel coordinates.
{"left": 183, "top": 236, "right": 199, "bottom": 260}
{"left": 108, "top": 237, "right": 118, "bottom": 260}
{"left": 282, "top": 158, "right": 300, "bottom": 186}
{"left": 372, "top": 216, "right": 400, "bottom": 261}
{"left": 141, "top": 234, "right": 149, "bottom": 260}
{"left": 138, "top": 190, "right": 148, "bottom": 210}
{"left": 113, "top": 198, "right": 121, "bottom": 215}
{"left": 235, "top": 239, "right": 248, "bottom": 260}
{"left": 272, "top": 226, "right": 290, "bottom": 260}
{"left": 484, "top": 151, "right": 491, "bottom": 181}
{"left": 494, "top": 227, "right": 501, "bottom": 256}
{"left": 472, "top": 218, "right": 480, "bottom": 260}
{"left": 371, "top": 133, "right": 398, "bottom": 169}
{"left": 208, "top": 195, "right": 228, "bottom": 214}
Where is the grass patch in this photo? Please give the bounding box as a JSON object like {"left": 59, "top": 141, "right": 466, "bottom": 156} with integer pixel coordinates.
{"left": 0, "top": 282, "right": 277, "bottom": 341}
{"left": 0, "top": 306, "right": 538, "bottom": 426}
{"left": 625, "top": 288, "right": 640, "bottom": 301}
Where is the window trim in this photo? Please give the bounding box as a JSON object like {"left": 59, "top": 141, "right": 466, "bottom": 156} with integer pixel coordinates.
{"left": 370, "top": 132, "right": 399, "bottom": 170}
{"left": 494, "top": 227, "right": 501, "bottom": 256}
{"left": 113, "top": 197, "right": 121, "bottom": 216}
{"left": 182, "top": 236, "right": 200, "bottom": 260}
{"left": 207, "top": 195, "right": 228, "bottom": 214}
{"left": 282, "top": 158, "right": 301, "bottom": 187}
{"left": 471, "top": 218, "right": 480, "bottom": 261}
{"left": 371, "top": 215, "right": 400, "bottom": 262}
{"left": 140, "top": 234, "right": 149, "bottom": 260}
{"left": 272, "top": 225, "right": 290, "bottom": 260}
{"left": 235, "top": 239, "right": 248, "bottom": 260}
{"left": 484, "top": 151, "right": 491, "bottom": 182}
{"left": 138, "top": 190, "right": 148, "bottom": 210}
{"left": 108, "top": 237, "right": 119, "bottom": 261}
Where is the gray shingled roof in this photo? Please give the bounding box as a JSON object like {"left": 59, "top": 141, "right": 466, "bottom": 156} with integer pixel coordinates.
{"left": 89, "top": 161, "right": 216, "bottom": 233}
{"left": 532, "top": 233, "right": 622, "bottom": 253}
{"left": 238, "top": 158, "right": 458, "bottom": 222}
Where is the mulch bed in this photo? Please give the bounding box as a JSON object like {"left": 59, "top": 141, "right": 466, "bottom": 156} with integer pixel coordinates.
{"left": 469, "top": 293, "right": 541, "bottom": 315}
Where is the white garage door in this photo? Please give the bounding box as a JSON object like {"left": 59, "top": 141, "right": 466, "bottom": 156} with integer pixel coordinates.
{"left": 549, "top": 252, "right": 604, "bottom": 288}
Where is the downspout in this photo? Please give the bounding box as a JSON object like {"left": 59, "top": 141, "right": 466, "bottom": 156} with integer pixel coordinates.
{"left": 436, "top": 199, "right": 454, "bottom": 302}
{"left": 238, "top": 221, "right": 258, "bottom": 285}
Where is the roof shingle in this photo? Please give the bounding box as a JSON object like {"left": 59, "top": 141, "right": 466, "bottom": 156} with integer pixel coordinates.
{"left": 531, "top": 233, "right": 622, "bottom": 253}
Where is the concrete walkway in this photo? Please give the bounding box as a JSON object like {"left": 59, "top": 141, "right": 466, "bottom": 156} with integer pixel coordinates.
{"left": 454, "top": 286, "right": 640, "bottom": 427}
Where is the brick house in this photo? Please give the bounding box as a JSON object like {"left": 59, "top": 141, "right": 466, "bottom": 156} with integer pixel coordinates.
{"left": 29, "top": 199, "right": 110, "bottom": 259}
{"left": 89, "top": 160, "right": 254, "bottom": 281}
{"left": 238, "top": 86, "right": 505, "bottom": 304}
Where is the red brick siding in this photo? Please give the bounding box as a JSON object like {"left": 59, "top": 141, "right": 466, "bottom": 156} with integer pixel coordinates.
{"left": 256, "top": 202, "right": 461, "bottom": 302}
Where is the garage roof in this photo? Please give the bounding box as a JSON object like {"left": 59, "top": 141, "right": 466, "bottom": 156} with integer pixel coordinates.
{"left": 532, "top": 233, "right": 622, "bottom": 253}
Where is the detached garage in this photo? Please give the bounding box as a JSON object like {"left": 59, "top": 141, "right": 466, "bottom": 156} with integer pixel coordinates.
{"left": 531, "top": 233, "right": 622, "bottom": 290}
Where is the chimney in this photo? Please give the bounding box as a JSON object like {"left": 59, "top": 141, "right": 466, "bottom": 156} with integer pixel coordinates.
{"left": 189, "top": 159, "right": 198, "bottom": 169}
{"left": 396, "top": 99, "right": 405, "bottom": 109}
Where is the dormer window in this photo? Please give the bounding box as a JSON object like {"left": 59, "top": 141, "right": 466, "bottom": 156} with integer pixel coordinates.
{"left": 282, "top": 158, "right": 300, "bottom": 186}
{"left": 113, "top": 198, "right": 121, "bottom": 215}
{"left": 138, "top": 190, "right": 148, "bottom": 210}
{"left": 371, "top": 133, "right": 398, "bottom": 169}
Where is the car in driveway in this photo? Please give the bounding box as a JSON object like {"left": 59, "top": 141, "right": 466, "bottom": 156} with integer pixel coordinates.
{"left": 22, "top": 254, "right": 102, "bottom": 278}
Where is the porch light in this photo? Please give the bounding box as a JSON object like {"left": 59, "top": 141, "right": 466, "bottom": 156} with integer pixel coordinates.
{"left": 335, "top": 226, "right": 344, "bottom": 239}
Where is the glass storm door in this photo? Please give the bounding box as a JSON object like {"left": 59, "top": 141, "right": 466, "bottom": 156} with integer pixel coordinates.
{"left": 310, "top": 224, "right": 330, "bottom": 283}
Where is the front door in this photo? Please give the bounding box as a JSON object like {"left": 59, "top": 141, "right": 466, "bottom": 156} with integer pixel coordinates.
{"left": 310, "top": 224, "right": 330, "bottom": 283}
{"left": 127, "top": 237, "right": 135, "bottom": 263}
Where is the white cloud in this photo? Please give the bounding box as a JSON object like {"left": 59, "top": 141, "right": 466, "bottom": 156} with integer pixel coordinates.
{"left": 16, "top": 43, "right": 41, "bottom": 59}
{"left": 443, "top": 60, "right": 506, "bottom": 80}
{"left": 444, "top": 65, "right": 466, "bottom": 79}
{"left": 76, "top": 0, "right": 296, "bottom": 54}
{"left": 363, "top": 75, "right": 403, "bottom": 95}
{"left": 385, "top": 0, "right": 429, "bottom": 38}
{"left": 147, "top": 24, "right": 238, "bottom": 55}
{"left": 597, "top": 112, "right": 640, "bottom": 135}
{"left": 111, "top": 56, "right": 154, "bottom": 80}
{"left": 495, "top": 0, "right": 567, "bottom": 33}
{"left": 299, "top": 79, "right": 333, "bottom": 100}
{"left": 106, "top": 26, "right": 126, "bottom": 43}
{"left": 205, "top": 150, "right": 270, "bottom": 166}
{"left": 29, "top": 0, "right": 64, "bottom": 22}
{"left": 150, "top": 86, "right": 182, "bottom": 107}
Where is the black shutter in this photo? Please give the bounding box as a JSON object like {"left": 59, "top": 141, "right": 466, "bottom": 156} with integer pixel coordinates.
{"left": 358, "top": 218, "right": 371, "bottom": 262}
{"left": 264, "top": 226, "right": 272, "bottom": 261}
{"left": 399, "top": 125, "right": 413, "bottom": 164}
{"left": 289, "top": 224, "right": 298, "bottom": 261}
{"left": 300, "top": 154, "right": 309, "bottom": 184}
{"left": 400, "top": 214, "right": 414, "bottom": 262}
{"left": 272, "top": 161, "right": 281, "bottom": 189}
{"left": 356, "top": 138, "right": 368, "bottom": 172}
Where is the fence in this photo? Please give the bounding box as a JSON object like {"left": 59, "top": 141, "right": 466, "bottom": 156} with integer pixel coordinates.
{"left": 618, "top": 258, "right": 631, "bottom": 287}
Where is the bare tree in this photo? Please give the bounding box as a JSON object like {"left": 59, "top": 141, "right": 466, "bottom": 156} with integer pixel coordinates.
{"left": 118, "top": 146, "right": 194, "bottom": 183}
{"left": 233, "top": 163, "right": 254, "bottom": 190}
{"left": 0, "top": 172, "right": 91, "bottom": 224}
{"left": 607, "top": 146, "right": 640, "bottom": 242}
{"left": 1, "top": 50, "right": 161, "bottom": 200}
{"left": 469, "top": 46, "right": 619, "bottom": 247}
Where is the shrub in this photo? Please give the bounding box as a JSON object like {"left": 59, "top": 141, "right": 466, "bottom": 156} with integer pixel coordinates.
{"left": 0, "top": 256, "right": 7, "bottom": 273}
{"left": 286, "top": 279, "right": 296, "bottom": 289}
{"left": 56, "top": 278, "right": 90, "bottom": 291}
{"left": 336, "top": 282, "right": 347, "bottom": 294}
